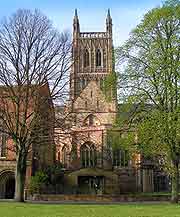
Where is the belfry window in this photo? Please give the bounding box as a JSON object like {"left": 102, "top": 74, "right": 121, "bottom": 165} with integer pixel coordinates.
{"left": 96, "top": 49, "right": 102, "bottom": 67}
{"left": 80, "top": 143, "right": 97, "bottom": 168}
{"left": 84, "top": 49, "right": 90, "bottom": 67}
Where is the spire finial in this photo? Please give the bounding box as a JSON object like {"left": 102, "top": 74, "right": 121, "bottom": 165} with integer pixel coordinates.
{"left": 75, "top": 8, "right": 78, "bottom": 17}
{"left": 107, "top": 8, "right": 110, "bottom": 17}
{"left": 106, "top": 8, "right": 112, "bottom": 36}
{"left": 73, "top": 8, "right": 80, "bottom": 34}
{"left": 106, "top": 8, "right": 112, "bottom": 22}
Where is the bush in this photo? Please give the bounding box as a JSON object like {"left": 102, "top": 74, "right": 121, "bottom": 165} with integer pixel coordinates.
{"left": 29, "top": 171, "right": 48, "bottom": 195}
{"left": 43, "top": 161, "right": 64, "bottom": 185}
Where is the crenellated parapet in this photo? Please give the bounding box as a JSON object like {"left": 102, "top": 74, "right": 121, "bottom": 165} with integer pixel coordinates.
{"left": 79, "top": 32, "right": 108, "bottom": 39}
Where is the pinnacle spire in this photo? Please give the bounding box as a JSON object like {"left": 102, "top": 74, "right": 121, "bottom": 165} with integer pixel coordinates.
{"left": 107, "top": 8, "right": 110, "bottom": 18}
{"left": 106, "top": 8, "right": 112, "bottom": 36}
{"left": 73, "top": 8, "right": 80, "bottom": 34}
{"left": 106, "top": 8, "right": 112, "bottom": 23}
{"left": 74, "top": 8, "right": 78, "bottom": 18}
{"left": 106, "top": 8, "right": 112, "bottom": 21}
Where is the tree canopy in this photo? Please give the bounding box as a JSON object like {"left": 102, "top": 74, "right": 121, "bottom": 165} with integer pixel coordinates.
{"left": 116, "top": 0, "right": 180, "bottom": 202}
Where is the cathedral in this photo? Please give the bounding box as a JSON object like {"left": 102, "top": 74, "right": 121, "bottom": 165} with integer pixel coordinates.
{"left": 0, "top": 9, "right": 169, "bottom": 199}
{"left": 55, "top": 9, "right": 155, "bottom": 194}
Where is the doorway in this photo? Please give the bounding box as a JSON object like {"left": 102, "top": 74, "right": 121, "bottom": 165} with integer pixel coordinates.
{"left": 0, "top": 171, "right": 15, "bottom": 199}
{"left": 5, "top": 176, "right": 15, "bottom": 199}
{"left": 78, "top": 176, "right": 104, "bottom": 194}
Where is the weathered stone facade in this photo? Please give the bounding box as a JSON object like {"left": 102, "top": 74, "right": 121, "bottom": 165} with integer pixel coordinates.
{"left": 55, "top": 10, "right": 140, "bottom": 194}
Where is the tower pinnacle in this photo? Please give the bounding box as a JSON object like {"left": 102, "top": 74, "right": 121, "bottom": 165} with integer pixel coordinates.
{"left": 107, "top": 8, "right": 111, "bottom": 18}
{"left": 106, "top": 8, "right": 112, "bottom": 36}
{"left": 73, "top": 8, "right": 80, "bottom": 34}
{"left": 74, "top": 8, "right": 78, "bottom": 18}
{"left": 106, "top": 8, "right": 112, "bottom": 23}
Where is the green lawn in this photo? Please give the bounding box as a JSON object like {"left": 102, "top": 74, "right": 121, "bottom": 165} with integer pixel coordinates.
{"left": 0, "top": 202, "right": 180, "bottom": 217}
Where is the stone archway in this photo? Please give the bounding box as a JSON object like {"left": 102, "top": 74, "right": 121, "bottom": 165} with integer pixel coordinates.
{"left": 0, "top": 170, "right": 15, "bottom": 199}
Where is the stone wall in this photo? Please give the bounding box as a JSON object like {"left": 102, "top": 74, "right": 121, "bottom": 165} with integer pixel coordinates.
{"left": 0, "top": 160, "right": 16, "bottom": 173}
{"left": 31, "top": 193, "right": 171, "bottom": 202}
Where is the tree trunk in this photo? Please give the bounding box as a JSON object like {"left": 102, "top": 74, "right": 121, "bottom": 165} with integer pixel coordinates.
{"left": 171, "top": 162, "right": 179, "bottom": 203}
{"left": 14, "top": 151, "right": 27, "bottom": 202}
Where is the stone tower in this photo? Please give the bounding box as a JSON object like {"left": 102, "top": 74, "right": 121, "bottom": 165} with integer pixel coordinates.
{"left": 70, "top": 9, "right": 114, "bottom": 100}
{"left": 69, "top": 9, "right": 117, "bottom": 171}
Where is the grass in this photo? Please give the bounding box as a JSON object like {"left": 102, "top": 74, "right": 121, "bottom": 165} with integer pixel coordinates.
{"left": 0, "top": 202, "right": 180, "bottom": 217}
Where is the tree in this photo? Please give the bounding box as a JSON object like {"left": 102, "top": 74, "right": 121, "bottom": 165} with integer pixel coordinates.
{"left": 0, "top": 9, "right": 71, "bottom": 202}
{"left": 116, "top": 1, "right": 180, "bottom": 202}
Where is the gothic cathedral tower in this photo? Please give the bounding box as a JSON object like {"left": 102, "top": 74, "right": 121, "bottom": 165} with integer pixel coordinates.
{"left": 70, "top": 9, "right": 117, "bottom": 161}
{"left": 70, "top": 9, "right": 114, "bottom": 101}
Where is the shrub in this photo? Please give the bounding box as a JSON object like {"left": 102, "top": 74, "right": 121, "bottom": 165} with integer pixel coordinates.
{"left": 29, "top": 171, "right": 48, "bottom": 195}
{"left": 43, "top": 161, "right": 64, "bottom": 185}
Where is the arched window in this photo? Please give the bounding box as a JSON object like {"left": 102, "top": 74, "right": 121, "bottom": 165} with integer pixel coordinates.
{"left": 80, "top": 143, "right": 97, "bottom": 168}
{"left": 84, "top": 114, "right": 101, "bottom": 126}
{"left": 96, "top": 49, "right": 102, "bottom": 67}
{"left": 62, "top": 146, "right": 68, "bottom": 167}
{"left": 113, "top": 149, "right": 129, "bottom": 167}
{"left": 84, "top": 49, "right": 90, "bottom": 67}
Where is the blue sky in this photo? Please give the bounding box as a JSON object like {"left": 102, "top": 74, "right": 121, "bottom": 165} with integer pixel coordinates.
{"left": 0, "top": 0, "right": 164, "bottom": 46}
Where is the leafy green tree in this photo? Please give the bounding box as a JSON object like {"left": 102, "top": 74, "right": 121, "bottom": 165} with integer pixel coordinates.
{"left": 116, "top": 0, "right": 180, "bottom": 202}
{"left": 101, "top": 48, "right": 117, "bottom": 101}
{"left": 101, "top": 72, "right": 117, "bottom": 101}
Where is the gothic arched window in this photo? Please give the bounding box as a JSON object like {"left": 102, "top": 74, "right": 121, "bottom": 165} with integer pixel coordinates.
{"left": 84, "top": 49, "right": 90, "bottom": 67}
{"left": 80, "top": 143, "right": 97, "bottom": 168}
{"left": 96, "top": 49, "right": 102, "bottom": 67}
{"left": 62, "top": 146, "right": 68, "bottom": 167}
{"left": 84, "top": 114, "right": 101, "bottom": 126}
{"left": 113, "top": 149, "right": 129, "bottom": 167}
